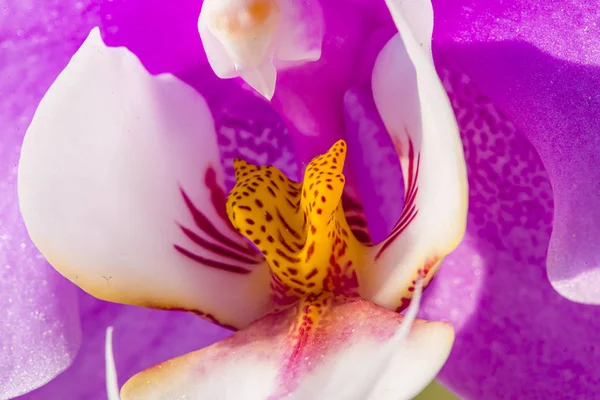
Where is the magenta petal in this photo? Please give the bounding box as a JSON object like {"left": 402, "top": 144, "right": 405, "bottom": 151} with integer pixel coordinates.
{"left": 0, "top": 2, "right": 104, "bottom": 396}
{"left": 18, "top": 292, "right": 230, "bottom": 400}
{"left": 432, "top": 1, "right": 600, "bottom": 301}
{"left": 420, "top": 65, "right": 600, "bottom": 399}
{"left": 99, "top": 0, "right": 207, "bottom": 75}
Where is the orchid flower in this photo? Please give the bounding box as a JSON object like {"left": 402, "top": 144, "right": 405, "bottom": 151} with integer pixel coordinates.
{"left": 3, "top": 0, "right": 600, "bottom": 400}
{"left": 15, "top": 0, "right": 467, "bottom": 398}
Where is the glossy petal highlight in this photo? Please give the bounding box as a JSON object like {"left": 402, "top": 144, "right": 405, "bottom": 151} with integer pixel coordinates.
{"left": 18, "top": 28, "right": 271, "bottom": 329}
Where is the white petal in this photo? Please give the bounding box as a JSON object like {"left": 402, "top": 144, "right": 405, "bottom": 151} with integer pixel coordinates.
{"left": 201, "top": 0, "right": 280, "bottom": 67}
{"left": 388, "top": 0, "right": 434, "bottom": 58}
{"left": 121, "top": 292, "right": 453, "bottom": 400}
{"left": 18, "top": 28, "right": 271, "bottom": 329}
{"left": 198, "top": 23, "right": 239, "bottom": 79}
{"left": 238, "top": 58, "right": 278, "bottom": 100}
{"left": 198, "top": 0, "right": 323, "bottom": 100}
{"left": 363, "top": 1, "right": 468, "bottom": 310}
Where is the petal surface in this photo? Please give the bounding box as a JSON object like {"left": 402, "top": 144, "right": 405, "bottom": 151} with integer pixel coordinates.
{"left": 432, "top": 1, "right": 600, "bottom": 302}
{"left": 121, "top": 297, "right": 453, "bottom": 400}
{"left": 0, "top": 1, "right": 100, "bottom": 396}
{"left": 419, "top": 63, "right": 600, "bottom": 399}
{"left": 198, "top": 0, "right": 324, "bottom": 99}
{"left": 18, "top": 291, "right": 230, "bottom": 400}
{"left": 18, "top": 28, "right": 272, "bottom": 329}
{"left": 343, "top": 87, "right": 404, "bottom": 244}
{"left": 364, "top": 1, "right": 468, "bottom": 310}
{"left": 271, "top": 1, "right": 395, "bottom": 165}
{"left": 98, "top": 0, "right": 207, "bottom": 75}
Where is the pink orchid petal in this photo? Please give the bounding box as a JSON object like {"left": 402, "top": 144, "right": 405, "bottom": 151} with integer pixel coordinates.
{"left": 6, "top": 1, "right": 599, "bottom": 399}
{"left": 0, "top": 1, "right": 101, "bottom": 396}
{"left": 18, "top": 292, "right": 230, "bottom": 400}
{"left": 121, "top": 298, "right": 453, "bottom": 400}
{"left": 96, "top": 0, "right": 301, "bottom": 188}
{"left": 419, "top": 64, "right": 600, "bottom": 399}
{"left": 432, "top": 1, "right": 600, "bottom": 303}
{"left": 19, "top": 28, "right": 275, "bottom": 329}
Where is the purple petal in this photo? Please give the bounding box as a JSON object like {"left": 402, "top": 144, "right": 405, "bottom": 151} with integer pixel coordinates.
{"left": 18, "top": 291, "right": 229, "bottom": 400}
{"left": 213, "top": 90, "right": 301, "bottom": 191}
{"left": 0, "top": 2, "right": 102, "bottom": 396}
{"left": 432, "top": 1, "right": 600, "bottom": 302}
{"left": 343, "top": 86, "right": 404, "bottom": 243}
{"left": 272, "top": 1, "right": 396, "bottom": 165}
{"left": 420, "top": 64, "right": 600, "bottom": 399}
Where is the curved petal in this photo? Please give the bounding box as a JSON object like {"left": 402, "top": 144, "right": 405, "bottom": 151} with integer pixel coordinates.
{"left": 431, "top": 1, "right": 600, "bottom": 302}
{"left": 18, "top": 28, "right": 272, "bottom": 329}
{"left": 121, "top": 295, "right": 453, "bottom": 400}
{"left": 362, "top": 1, "right": 468, "bottom": 310}
{"left": 106, "top": 327, "right": 119, "bottom": 400}
{"left": 198, "top": 0, "right": 324, "bottom": 99}
{"left": 418, "top": 63, "right": 600, "bottom": 399}
{"left": 0, "top": 2, "right": 101, "bottom": 395}
{"left": 19, "top": 291, "right": 230, "bottom": 400}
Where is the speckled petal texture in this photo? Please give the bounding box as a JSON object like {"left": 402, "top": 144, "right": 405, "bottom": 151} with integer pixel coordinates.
{"left": 18, "top": 291, "right": 229, "bottom": 399}
{"left": 432, "top": 0, "right": 600, "bottom": 304}
{"left": 0, "top": 1, "right": 99, "bottom": 397}
{"left": 419, "top": 66, "right": 600, "bottom": 399}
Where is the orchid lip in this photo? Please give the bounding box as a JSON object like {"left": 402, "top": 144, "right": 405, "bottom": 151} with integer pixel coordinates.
{"left": 225, "top": 140, "right": 364, "bottom": 306}
{"left": 221, "top": 138, "right": 438, "bottom": 314}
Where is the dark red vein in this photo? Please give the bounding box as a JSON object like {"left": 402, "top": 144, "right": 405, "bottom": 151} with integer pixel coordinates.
{"left": 179, "top": 225, "right": 261, "bottom": 264}
{"left": 180, "top": 188, "right": 257, "bottom": 257}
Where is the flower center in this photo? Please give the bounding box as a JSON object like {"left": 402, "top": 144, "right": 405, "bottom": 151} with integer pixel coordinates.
{"left": 226, "top": 140, "right": 365, "bottom": 304}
